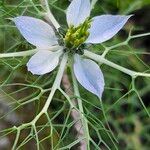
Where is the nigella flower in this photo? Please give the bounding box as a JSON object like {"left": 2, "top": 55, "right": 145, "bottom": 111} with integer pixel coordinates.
{"left": 13, "top": 0, "right": 131, "bottom": 98}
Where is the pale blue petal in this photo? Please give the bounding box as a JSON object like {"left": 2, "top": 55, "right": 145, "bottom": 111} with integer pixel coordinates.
{"left": 85, "top": 15, "right": 132, "bottom": 44}
{"left": 74, "top": 54, "right": 105, "bottom": 98}
{"left": 27, "top": 50, "right": 63, "bottom": 75}
{"left": 13, "top": 16, "right": 58, "bottom": 48}
{"left": 66, "top": 0, "right": 91, "bottom": 27}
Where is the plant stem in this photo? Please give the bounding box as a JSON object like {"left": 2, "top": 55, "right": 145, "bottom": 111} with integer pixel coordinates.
{"left": 102, "top": 31, "right": 150, "bottom": 57}
{"left": 102, "top": 41, "right": 127, "bottom": 57}
{"left": 39, "top": 2, "right": 91, "bottom": 149}
{"left": 0, "top": 49, "right": 37, "bottom": 58}
{"left": 42, "top": 53, "right": 68, "bottom": 112}
{"left": 12, "top": 128, "right": 20, "bottom": 150}
{"left": 32, "top": 53, "right": 68, "bottom": 124}
{"left": 11, "top": 53, "right": 68, "bottom": 149}
{"left": 40, "top": 0, "right": 60, "bottom": 30}
{"left": 84, "top": 50, "right": 150, "bottom": 78}
{"left": 0, "top": 46, "right": 61, "bottom": 58}
{"left": 131, "top": 32, "right": 150, "bottom": 39}
{"left": 71, "top": 64, "right": 90, "bottom": 150}
{"left": 91, "top": 0, "right": 98, "bottom": 9}
{"left": 99, "top": 100, "right": 118, "bottom": 149}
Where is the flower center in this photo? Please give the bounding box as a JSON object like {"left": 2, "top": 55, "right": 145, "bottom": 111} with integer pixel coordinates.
{"left": 57, "top": 19, "right": 91, "bottom": 55}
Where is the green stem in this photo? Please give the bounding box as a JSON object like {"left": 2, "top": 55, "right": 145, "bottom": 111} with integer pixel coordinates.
{"left": 58, "top": 87, "right": 75, "bottom": 109}
{"left": 42, "top": 53, "right": 68, "bottom": 112}
{"left": 99, "top": 100, "right": 118, "bottom": 149}
{"left": 0, "top": 46, "right": 61, "bottom": 58}
{"left": 84, "top": 50, "right": 150, "bottom": 78}
{"left": 131, "top": 32, "right": 150, "bottom": 39}
{"left": 102, "top": 31, "right": 150, "bottom": 57}
{"left": 40, "top": 0, "right": 60, "bottom": 30}
{"left": 91, "top": 0, "right": 98, "bottom": 9}
{"left": 12, "top": 128, "right": 21, "bottom": 150}
{"left": 0, "top": 49, "right": 37, "bottom": 58}
{"left": 71, "top": 63, "right": 90, "bottom": 149}
{"left": 11, "top": 54, "right": 68, "bottom": 149}
{"left": 31, "top": 53, "right": 68, "bottom": 124}
{"left": 102, "top": 41, "right": 127, "bottom": 57}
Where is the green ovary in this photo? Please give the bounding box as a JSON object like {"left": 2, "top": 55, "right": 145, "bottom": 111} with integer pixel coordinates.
{"left": 64, "top": 19, "right": 91, "bottom": 49}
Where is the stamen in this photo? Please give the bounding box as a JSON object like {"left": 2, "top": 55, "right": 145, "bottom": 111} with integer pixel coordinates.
{"left": 64, "top": 19, "right": 91, "bottom": 54}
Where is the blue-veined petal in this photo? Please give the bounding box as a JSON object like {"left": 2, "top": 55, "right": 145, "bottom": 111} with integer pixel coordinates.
{"left": 13, "top": 16, "right": 58, "bottom": 48}
{"left": 66, "top": 0, "right": 91, "bottom": 27}
{"left": 27, "top": 50, "right": 63, "bottom": 75}
{"left": 85, "top": 15, "right": 132, "bottom": 44}
{"left": 74, "top": 54, "right": 105, "bottom": 98}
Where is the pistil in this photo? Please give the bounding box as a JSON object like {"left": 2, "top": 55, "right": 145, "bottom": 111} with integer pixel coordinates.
{"left": 64, "top": 19, "right": 91, "bottom": 54}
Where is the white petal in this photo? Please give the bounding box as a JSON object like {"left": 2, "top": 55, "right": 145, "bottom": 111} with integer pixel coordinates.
{"left": 13, "top": 16, "right": 58, "bottom": 48}
{"left": 74, "top": 54, "right": 105, "bottom": 98}
{"left": 85, "top": 15, "right": 132, "bottom": 44}
{"left": 66, "top": 0, "right": 91, "bottom": 27}
{"left": 27, "top": 50, "right": 63, "bottom": 75}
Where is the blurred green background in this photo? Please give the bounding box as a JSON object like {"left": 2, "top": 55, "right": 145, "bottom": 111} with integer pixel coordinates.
{"left": 0, "top": 0, "right": 150, "bottom": 149}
